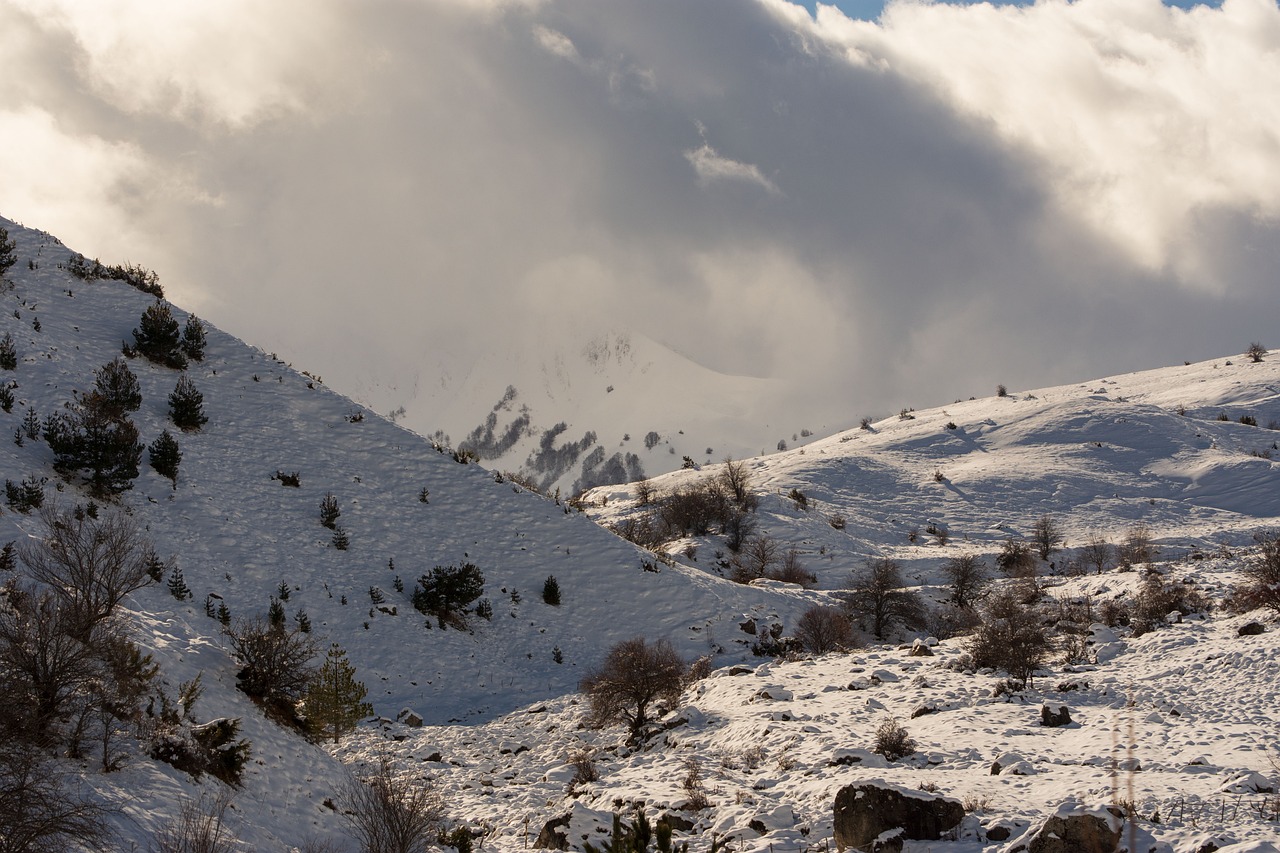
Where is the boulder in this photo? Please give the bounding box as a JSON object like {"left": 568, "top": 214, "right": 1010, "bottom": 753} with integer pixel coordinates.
{"left": 1024, "top": 805, "right": 1122, "bottom": 853}
{"left": 833, "top": 782, "right": 964, "bottom": 850}
{"left": 1040, "top": 703, "right": 1072, "bottom": 727}
{"left": 1238, "top": 621, "right": 1266, "bottom": 637}
{"left": 909, "top": 639, "right": 933, "bottom": 657}
{"left": 534, "top": 815, "right": 570, "bottom": 851}
{"left": 396, "top": 708, "right": 423, "bottom": 727}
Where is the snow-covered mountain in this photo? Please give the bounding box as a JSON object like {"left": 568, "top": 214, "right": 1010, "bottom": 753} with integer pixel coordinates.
{"left": 1, "top": 213, "right": 1279, "bottom": 852}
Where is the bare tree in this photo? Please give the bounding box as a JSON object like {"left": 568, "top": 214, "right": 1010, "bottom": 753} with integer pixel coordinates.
{"left": 1246, "top": 342, "right": 1268, "bottom": 363}
{"left": 969, "top": 588, "right": 1050, "bottom": 687}
{"left": 794, "top": 606, "right": 854, "bottom": 655}
{"left": 731, "top": 534, "right": 780, "bottom": 583}
{"left": 718, "top": 457, "right": 752, "bottom": 509}
{"left": 227, "top": 616, "right": 318, "bottom": 716}
{"left": 341, "top": 759, "right": 445, "bottom": 853}
{"left": 20, "top": 503, "right": 154, "bottom": 641}
{"left": 941, "top": 554, "right": 989, "bottom": 609}
{"left": 1081, "top": 534, "right": 1113, "bottom": 575}
{"left": 771, "top": 549, "right": 817, "bottom": 587}
{"left": 151, "top": 792, "right": 236, "bottom": 853}
{"left": 0, "top": 740, "right": 113, "bottom": 852}
{"left": 580, "top": 637, "right": 686, "bottom": 740}
{"left": 1031, "top": 514, "right": 1062, "bottom": 561}
{"left": 842, "top": 558, "right": 924, "bottom": 640}
{"left": 633, "top": 478, "right": 655, "bottom": 507}
{"left": 1118, "top": 523, "right": 1158, "bottom": 567}
{"left": 1239, "top": 531, "right": 1280, "bottom": 615}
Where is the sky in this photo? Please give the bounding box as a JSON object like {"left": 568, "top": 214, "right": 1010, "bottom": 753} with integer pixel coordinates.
{"left": 1, "top": 0, "right": 1277, "bottom": 435}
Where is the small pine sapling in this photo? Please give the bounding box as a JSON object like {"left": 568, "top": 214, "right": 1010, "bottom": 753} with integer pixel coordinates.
{"left": 295, "top": 609, "right": 312, "bottom": 633}
{"left": 217, "top": 602, "right": 231, "bottom": 627}
{"left": 168, "top": 374, "right": 208, "bottom": 431}
{"left": 319, "top": 493, "right": 341, "bottom": 529}
{"left": 180, "top": 315, "right": 207, "bottom": 362}
{"left": 418, "top": 487, "right": 430, "bottom": 503}
{"left": 204, "top": 595, "right": 217, "bottom": 618}
{"left": 369, "top": 586, "right": 384, "bottom": 605}
{"left": 0, "top": 541, "right": 15, "bottom": 572}
{"left": 0, "top": 227, "right": 15, "bottom": 277}
{"left": 553, "top": 646, "right": 563, "bottom": 664}
{"left": 0, "top": 384, "right": 12, "bottom": 413}
{"left": 268, "top": 596, "right": 286, "bottom": 630}
{"left": 332, "top": 527, "right": 350, "bottom": 551}
{"left": 167, "top": 565, "right": 193, "bottom": 601}
{"left": 393, "top": 575, "right": 404, "bottom": 594}
{"left": 305, "top": 644, "right": 372, "bottom": 744}
{"left": 277, "top": 580, "right": 291, "bottom": 602}
{"left": 542, "top": 574, "right": 561, "bottom": 606}
{"left": 0, "top": 333, "right": 16, "bottom": 371}
{"left": 148, "top": 430, "right": 182, "bottom": 487}
{"left": 21, "top": 407, "right": 38, "bottom": 441}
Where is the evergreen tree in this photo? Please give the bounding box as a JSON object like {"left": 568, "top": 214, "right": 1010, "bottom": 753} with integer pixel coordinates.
{"left": 268, "top": 596, "right": 286, "bottom": 630}
{"left": 320, "top": 493, "right": 341, "bottom": 529}
{"left": 332, "top": 527, "right": 349, "bottom": 551}
{"left": 22, "top": 406, "right": 38, "bottom": 440}
{"left": 168, "top": 374, "right": 208, "bottom": 432}
{"left": 0, "top": 227, "right": 16, "bottom": 277}
{"left": 132, "top": 302, "right": 187, "bottom": 369}
{"left": 306, "top": 643, "right": 372, "bottom": 743}
{"left": 542, "top": 574, "right": 561, "bottom": 606}
{"left": 93, "top": 358, "right": 142, "bottom": 419}
{"left": 167, "top": 565, "right": 192, "bottom": 600}
{"left": 217, "top": 601, "right": 231, "bottom": 627}
{"left": 295, "top": 608, "right": 312, "bottom": 633}
{"left": 148, "top": 430, "right": 182, "bottom": 486}
{"left": 180, "top": 314, "right": 207, "bottom": 362}
{"left": 0, "top": 541, "right": 15, "bottom": 572}
{"left": 44, "top": 394, "right": 144, "bottom": 497}
{"left": 0, "top": 333, "right": 16, "bottom": 370}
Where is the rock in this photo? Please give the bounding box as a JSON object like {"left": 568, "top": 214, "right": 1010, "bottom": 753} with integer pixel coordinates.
{"left": 1238, "top": 621, "right": 1266, "bottom": 636}
{"left": 991, "top": 753, "right": 1035, "bottom": 776}
{"left": 756, "top": 685, "right": 793, "bottom": 701}
{"left": 740, "top": 618, "right": 758, "bottom": 635}
{"left": 727, "top": 665, "right": 754, "bottom": 676}
{"left": 1040, "top": 703, "right": 1072, "bottom": 727}
{"left": 534, "top": 815, "right": 571, "bottom": 851}
{"left": 833, "top": 782, "right": 965, "bottom": 850}
{"left": 658, "top": 813, "right": 694, "bottom": 833}
{"left": 396, "top": 708, "right": 423, "bottom": 727}
{"left": 909, "top": 639, "right": 934, "bottom": 657}
{"left": 985, "top": 824, "right": 1012, "bottom": 842}
{"left": 910, "top": 705, "right": 937, "bottom": 719}
{"left": 1024, "top": 805, "right": 1122, "bottom": 853}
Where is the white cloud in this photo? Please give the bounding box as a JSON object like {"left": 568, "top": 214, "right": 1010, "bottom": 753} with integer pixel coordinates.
{"left": 685, "top": 142, "right": 781, "bottom": 195}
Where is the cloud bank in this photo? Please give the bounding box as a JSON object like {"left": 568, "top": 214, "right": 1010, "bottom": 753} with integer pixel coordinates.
{"left": 1, "top": 0, "right": 1277, "bottom": 435}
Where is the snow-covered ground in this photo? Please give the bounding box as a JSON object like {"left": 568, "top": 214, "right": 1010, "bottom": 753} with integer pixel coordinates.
{"left": 1, "top": 214, "right": 1279, "bottom": 851}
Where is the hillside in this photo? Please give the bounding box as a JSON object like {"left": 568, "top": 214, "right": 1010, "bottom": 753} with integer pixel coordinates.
{"left": 1, "top": 213, "right": 1279, "bottom": 852}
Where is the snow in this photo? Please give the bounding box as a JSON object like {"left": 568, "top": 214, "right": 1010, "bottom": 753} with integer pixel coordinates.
{"left": 2, "top": 214, "right": 1280, "bottom": 850}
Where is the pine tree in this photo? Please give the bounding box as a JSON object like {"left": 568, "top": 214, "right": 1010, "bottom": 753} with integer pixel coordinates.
{"left": 0, "top": 227, "right": 16, "bottom": 278}
{"left": 44, "top": 394, "right": 144, "bottom": 497}
{"left": 0, "top": 333, "right": 16, "bottom": 371}
{"left": 21, "top": 407, "right": 38, "bottom": 440}
{"left": 132, "top": 302, "right": 186, "bottom": 368}
{"left": 180, "top": 314, "right": 207, "bottom": 362}
{"left": 167, "top": 565, "right": 192, "bottom": 600}
{"left": 295, "top": 608, "right": 312, "bottom": 633}
{"left": 332, "top": 527, "right": 349, "bottom": 551}
{"left": 217, "top": 601, "right": 231, "bottom": 627}
{"left": 168, "top": 374, "right": 208, "bottom": 431}
{"left": 93, "top": 358, "right": 142, "bottom": 419}
{"left": 319, "top": 493, "right": 341, "bottom": 529}
{"left": 148, "top": 430, "right": 181, "bottom": 486}
{"left": 268, "top": 595, "right": 286, "bottom": 630}
{"left": 306, "top": 643, "right": 372, "bottom": 744}
{"left": 542, "top": 574, "right": 561, "bottom": 606}
{"left": 0, "top": 541, "right": 15, "bottom": 572}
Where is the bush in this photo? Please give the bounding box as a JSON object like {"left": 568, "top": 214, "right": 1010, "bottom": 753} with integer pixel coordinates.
{"left": 968, "top": 588, "right": 1050, "bottom": 686}
{"left": 996, "top": 537, "right": 1036, "bottom": 578}
{"left": 580, "top": 637, "right": 686, "bottom": 740}
{"left": 770, "top": 548, "right": 817, "bottom": 587}
{"left": 168, "top": 375, "right": 208, "bottom": 432}
{"left": 1081, "top": 534, "right": 1113, "bottom": 574}
{"left": 1118, "top": 524, "right": 1158, "bottom": 567}
{"left": 132, "top": 302, "right": 187, "bottom": 369}
{"left": 1130, "top": 572, "right": 1210, "bottom": 635}
{"left": 0, "top": 742, "right": 112, "bottom": 851}
{"left": 1238, "top": 532, "right": 1280, "bottom": 615}
{"left": 320, "top": 493, "right": 341, "bottom": 529}
{"left": 227, "top": 617, "right": 318, "bottom": 721}
{"left": 542, "top": 575, "right": 561, "bottom": 606}
{"left": 794, "top": 605, "right": 853, "bottom": 655}
{"left": 341, "top": 760, "right": 445, "bottom": 853}
{"left": 1247, "top": 342, "right": 1267, "bottom": 363}
{"left": 872, "top": 717, "right": 916, "bottom": 761}
{"left": 412, "top": 563, "right": 484, "bottom": 625}
{"left": 842, "top": 558, "right": 924, "bottom": 640}
{"left": 152, "top": 793, "right": 236, "bottom": 853}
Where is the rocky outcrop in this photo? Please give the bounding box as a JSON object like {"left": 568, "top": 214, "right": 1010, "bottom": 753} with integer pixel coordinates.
{"left": 833, "top": 782, "right": 965, "bottom": 850}
{"left": 1015, "top": 804, "right": 1123, "bottom": 853}
{"left": 1040, "top": 703, "right": 1072, "bottom": 727}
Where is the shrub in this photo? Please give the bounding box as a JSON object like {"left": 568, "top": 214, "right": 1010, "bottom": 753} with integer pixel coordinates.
{"left": 718, "top": 457, "right": 753, "bottom": 509}
{"left": 1247, "top": 342, "right": 1267, "bottom": 363}
{"left": 580, "top": 637, "right": 686, "bottom": 740}
{"left": 842, "top": 557, "right": 924, "bottom": 640}
{"left": 1238, "top": 532, "right": 1280, "bottom": 615}
{"left": 996, "top": 537, "right": 1036, "bottom": 578}
{"left": 1118, "top": 523, "right": 1158, "bottom": 567}
{"left": 1130, "top": 572, "right": 1210, "bottom": 635}
{"left": 151, "top": 793, "right": 235, "bottom": 853}
{"left": 770, "top": 548, "right": 817, "bottom": 587}
{"left": 872, "top": 716, "right": 916, "bottom": 762}
{"left": 731, "top": 534, "right": 780, "bottom": 583}
{"left": 0, "top": 384, "right": 11, "bottom": 413}
{"left": 996, "top": 384, "right": 1008, "bottom": 397}
{"left": 148, "top": 430, "right": 182, "bottom": 486}
{"left": 341, "top": 760, "right": 445, "bottom": 853}
{"left": 0, "top": 742, "right": 112, "bottom": 851}
{"left": 542, "top": 575, "right": 561, "bottom": 606}
{"left": 227, "top": 616, "right": 319, "bottom": 720}
{"left": 829, "top": 512, "right": 847, "bottom": 530}
{"left": 412, "top": 563, "right": 485, "bottom": 625}
{"left": 968, "top": 588, "right": 1050, "bottom": 686}
{"left": 1081, "top": 534, "right": 1113, "bottom": 574}
{"left": 306, "top": 643, "right": 372, "bottom": 744}
{"left": 794, "top": 605, "right": 853, "bottom": 655}
{"left": 132, "top": 302, "right": 187, "bottom": 369}
{"left": 168, "top": 375, "right": 208, "bottom": 431}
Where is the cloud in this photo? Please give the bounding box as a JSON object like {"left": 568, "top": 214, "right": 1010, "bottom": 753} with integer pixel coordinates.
{"left": 0, "top": 0, "right": 1277, "bottom": 441}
